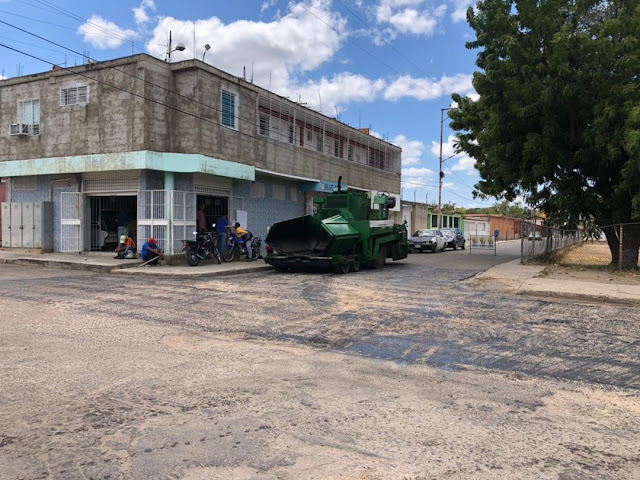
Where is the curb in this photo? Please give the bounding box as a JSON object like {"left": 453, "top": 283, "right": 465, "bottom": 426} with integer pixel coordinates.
{"left": 0, "top": 257, "right": 136, "bottom": 273}
{"left": 515, "top": 288, "right": 640, "bottom": 306}
{"left": 110, "top": 264, "right": 274, "bottom": 278}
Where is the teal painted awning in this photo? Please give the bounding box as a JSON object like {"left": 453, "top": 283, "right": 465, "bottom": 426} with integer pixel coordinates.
{"left": 0, "top": 150, "right": 255, "bottom": 181}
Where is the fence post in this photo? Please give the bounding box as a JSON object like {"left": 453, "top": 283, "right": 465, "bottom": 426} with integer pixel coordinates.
{"left": 619, "top": 224, "right": 624, "bottom": 271}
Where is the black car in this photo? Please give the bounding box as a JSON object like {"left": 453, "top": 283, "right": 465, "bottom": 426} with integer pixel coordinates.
{"left": 440, "top": 228, "right": 465, "bottom": 250}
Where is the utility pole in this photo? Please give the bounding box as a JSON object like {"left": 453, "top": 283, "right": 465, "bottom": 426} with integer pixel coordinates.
{"left": 438, "top": 106, "right": 459, "bottom": 228}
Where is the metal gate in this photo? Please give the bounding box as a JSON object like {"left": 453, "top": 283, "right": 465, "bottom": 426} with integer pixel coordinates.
{"left": 138, "top": 190, "right": 196, "bottom": 255}
{"left": 61, "top": 192, "right": 83, "bottom": 252}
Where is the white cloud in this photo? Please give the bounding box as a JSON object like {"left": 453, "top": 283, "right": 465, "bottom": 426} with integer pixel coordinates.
{"left": 282, "top": 73, "right": 386, "bottom": 116}
{"left": 374, "top": 0, "right": 446, "bottom": 38}
{"left": 384, "top": 73, "right": 473, "bottom": 101}
{"left": 451, "top": 156, "right": 476, "bottom": 174}
{"left": 78, "top": 15, "right": 138, "bottom": 49}
{"left": 261, "top": 0, "right": 278, "bottom": 14}
{"left": 432, "top": 134, "right": 477, "bottom": 175}
{"left": 133, "top": 0, "right": 156, "bottom": 25}
{"left": 392, "top": 134, "right": 424, "bottom": 166}
{"left": 402, "top": 167, "right": 434, "bottom": 177}
{"left": 146, "top": 0, "right": 346, "bottom": 97}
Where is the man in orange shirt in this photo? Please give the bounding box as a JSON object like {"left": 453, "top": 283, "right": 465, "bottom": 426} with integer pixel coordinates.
{"left": 114, "top": 234, "right": 137, "bottom": 259}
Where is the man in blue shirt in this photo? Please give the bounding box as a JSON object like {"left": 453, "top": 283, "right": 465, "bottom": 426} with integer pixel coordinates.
{"left": 141, "top": 237, "right": 164, "bottom": 266}
{"left": 215, "top": 214, "right": 230, "bottom": 254}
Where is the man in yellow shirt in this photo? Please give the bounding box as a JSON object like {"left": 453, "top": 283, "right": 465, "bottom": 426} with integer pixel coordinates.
{"left": 232, "top": 222, "right": 254, "bottom": 260}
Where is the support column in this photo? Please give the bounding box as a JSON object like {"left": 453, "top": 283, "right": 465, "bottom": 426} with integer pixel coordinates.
{"left": 165, "top": 172, "right": 174, "bottom": 254}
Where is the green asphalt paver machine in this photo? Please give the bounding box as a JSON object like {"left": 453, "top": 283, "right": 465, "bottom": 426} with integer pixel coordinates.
{"left": 264, "top": 177, "right": 408, "bottom": 273}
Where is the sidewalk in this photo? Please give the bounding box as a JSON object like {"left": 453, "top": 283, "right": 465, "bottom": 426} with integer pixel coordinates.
{"left": 476, "top": 259, "right": 640, "bottom": 305}
{"left": 0, "top": 250, "right": 272, "bottom": 277}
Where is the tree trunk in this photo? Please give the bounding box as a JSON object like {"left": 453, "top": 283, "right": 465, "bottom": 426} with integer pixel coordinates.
{"left": 603, "top": 225, "right": 620, "bottom": 266}
{"left": 603, "top": 224, "right": 640, "bottom": 270}
{"left": 620, "top": 224, "right": 640, "bottom": 271}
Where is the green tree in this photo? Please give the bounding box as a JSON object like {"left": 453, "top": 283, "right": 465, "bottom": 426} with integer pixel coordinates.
{"left": 450, "top": 0, "right": 640, "bottom": 269}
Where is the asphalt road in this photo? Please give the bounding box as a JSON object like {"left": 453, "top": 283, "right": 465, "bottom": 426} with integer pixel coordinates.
{"left": 1, "top": 243, "right": 639, "bottom": 479}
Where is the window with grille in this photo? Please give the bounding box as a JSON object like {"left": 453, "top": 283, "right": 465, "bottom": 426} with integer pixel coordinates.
{"left": 307, "top": 130, "right": 312, "bottom": 141}
{"left": 60, "top": 86, "right": 89, "bottom": 106}
{"left": 348, "top": 145, "right": 354, "bottom": 161}
{"left": 317, "top": 136, "right": 323, "bottom": 153}
{"left": 221, "top": 89, "right": 237, "bottom": 129}
{"left": 288, "top": 125, "right": 294, "bottom": 144}
{"left": 334, "top": 139, "right": 340, "bottom": 157}
{"left": 272, "top": 184, "right": 286, "bottom": 200}
{"left": 431, "top": 216, "right": 438, "bottom": 228}
{"left": 454, "top": 217, "right": 460, "bottom": 228}
{"left": 17, "top": 99, "right": 41, "bottom": 135}
{"left": 250, "top": 182, "right": 265, "bottom": 198}
{"left": 259, "top": 114, "right": 270, "bottom": 136}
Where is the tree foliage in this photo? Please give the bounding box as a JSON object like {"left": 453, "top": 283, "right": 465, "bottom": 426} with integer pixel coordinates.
{"left": 450, "top": 0, "right": 640, "bottom": 267}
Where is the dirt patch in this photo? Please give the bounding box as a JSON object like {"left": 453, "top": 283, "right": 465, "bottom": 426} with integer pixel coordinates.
{"left": 556, "top": 242, "right": 640, "bottom": 269}
{"left": 541, "top": 264, "right": 640, "bottom": 285}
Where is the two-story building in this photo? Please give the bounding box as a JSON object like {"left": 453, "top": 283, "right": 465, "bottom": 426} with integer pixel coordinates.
{"left": 0, "top": 54, "right": 401, "bottom": 254}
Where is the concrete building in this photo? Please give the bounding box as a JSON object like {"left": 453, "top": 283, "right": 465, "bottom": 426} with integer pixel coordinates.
{"left": 426, "top": 211, "right": 464, "bottom": 231}
{"left": 0, "top": 54, "right": 401, "bottom": 253}
{"left": 400, "top": 201, "right": 430, "bottom": 236}
{"left": 463, "top": 214, "right": 522, "bottom": 241}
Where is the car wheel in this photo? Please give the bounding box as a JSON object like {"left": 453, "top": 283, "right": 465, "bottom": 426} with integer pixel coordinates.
{"left": 453, "top": 242, "right": 457, "bottom": 251}
{"left": 432, "top": 244, "right": 437, "bottom": 253}
{"left": 461, "top": 242, "right": 465, "bottom": 250}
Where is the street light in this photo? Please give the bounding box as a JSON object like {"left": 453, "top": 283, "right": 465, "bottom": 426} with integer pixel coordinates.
{"left": 202, "top": 43, "right": 211, "bottom": 62}
{"left": 165, "top": 30, "right": 186, "bottom": 63}
{"left": 438, "top": 106, "right": 457, "bottom": 229}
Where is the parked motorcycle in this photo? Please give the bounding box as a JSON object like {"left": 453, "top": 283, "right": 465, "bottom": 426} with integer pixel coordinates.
{"left": 221, "top": 233, "right": 262, "bottom": 262}
{"left": 182, "top": 225, "right": 222, "bottom": 266}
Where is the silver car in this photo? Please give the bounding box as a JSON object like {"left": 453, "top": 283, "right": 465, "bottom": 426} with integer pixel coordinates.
{"left": 408, "top": 229, "right": 447, "bottom": 253}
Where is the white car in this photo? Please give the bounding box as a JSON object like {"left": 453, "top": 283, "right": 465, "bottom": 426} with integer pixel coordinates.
{"left": 408, "top": 229, "right": 447, "bottom": 253}
{"left": 528, "top": 231, "right": 543, "bottom": 241}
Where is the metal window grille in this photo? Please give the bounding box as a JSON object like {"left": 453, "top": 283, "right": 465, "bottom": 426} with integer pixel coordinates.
{"left": 172, "top": 191, "right": 196, "bottom": 254}
{"left": 61, "top": 192, "right": 83, "bottom": 252}
{"left": 221, "top": 90, "right": 236, "bottom": 129}
{"left": 272, "top": 184, "right": 286, "bottom": 201}
{"left": 259, "top": 114, "right": 270, "bottom": 136}
{"left": 12, "top": 176, "right": 36, "bottom": 190}
{"left": 250, "top": 182, "right": 265, "bottom": 198}
{"left": 83, "top": 177, "right": 139, "bottom": 193}
{"left": 60, "top": 86, "right": 89, "bottom": 107}
{"left": 194, "top": 185, "right": 232, "bottom": 196}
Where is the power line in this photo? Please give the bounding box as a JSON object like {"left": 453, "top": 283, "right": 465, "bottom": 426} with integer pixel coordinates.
{"left": 332, "top": 0, "right": 432, "bottom": 79}
{"left": 290, "top": 0, "right": 450, "bottom": 102}
{"left": 0, "top": 42, "right": 405, "bottom": 189}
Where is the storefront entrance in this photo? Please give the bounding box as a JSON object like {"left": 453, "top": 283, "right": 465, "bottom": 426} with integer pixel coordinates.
{"left": 89, "top": 195, "right": 137, "bottom": 251}
{"left": 196, "top": 194, "right": 229, "bottom": 231}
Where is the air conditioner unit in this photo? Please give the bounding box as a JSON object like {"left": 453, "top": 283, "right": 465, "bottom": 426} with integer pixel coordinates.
{"left": 9, "top": 123, "right": 29, "bottom": 136}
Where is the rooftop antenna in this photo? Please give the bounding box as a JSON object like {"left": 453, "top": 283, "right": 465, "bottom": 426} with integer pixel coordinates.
{"left": 250, "top": 62, "right": 254, "bottom": 84}
{"left": 243, "top": 66, "right": 246, "bottom": 80}
{"left": 335, "top": 106, "right": 339, "bottom": 120}
{"left": 318, "top": 90, "right": 322, "bottom": 111}
{"left": 268, "top": 71, "right": 272, "bottom": 91}
{"left": 193, "top": 21, "right": 196, "bottom": 59}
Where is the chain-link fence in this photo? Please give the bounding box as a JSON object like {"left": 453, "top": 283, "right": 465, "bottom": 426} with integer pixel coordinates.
{"left": 521, "top": 221, "right": 640, "bottom": 271}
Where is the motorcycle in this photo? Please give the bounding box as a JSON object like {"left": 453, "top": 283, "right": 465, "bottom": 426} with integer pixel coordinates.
{"left": 221, "top": 232, "right": 262, "bottom": 262}
{"left": 182, "top": 225, "right": 222, "bottom": 266}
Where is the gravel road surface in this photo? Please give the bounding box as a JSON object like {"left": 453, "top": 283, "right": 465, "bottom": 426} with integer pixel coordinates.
{"left": 1, "top": 245, "right": 638, "bottom": 479}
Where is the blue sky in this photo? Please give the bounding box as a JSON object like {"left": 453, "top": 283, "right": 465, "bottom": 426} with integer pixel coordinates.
{"left": 0, "top": 0, "right": 497, "bottom": 209}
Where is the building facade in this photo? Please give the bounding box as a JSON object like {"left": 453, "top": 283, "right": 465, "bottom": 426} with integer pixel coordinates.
{"left": 463, "top": 214, "right": 522, "bottom": 241}
{"left": 0, "top": 54, "right": 401, "bottom": 253}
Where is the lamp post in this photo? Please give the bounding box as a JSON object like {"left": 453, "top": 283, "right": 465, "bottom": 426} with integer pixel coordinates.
{"left": 166, "top": 30, "right": 186, "bottom": 63}
{"left": 438, "top": 107, "right": 456, "bottom": 229}
{"left": 202, "top": 43, "right": 211, "bottom": 62}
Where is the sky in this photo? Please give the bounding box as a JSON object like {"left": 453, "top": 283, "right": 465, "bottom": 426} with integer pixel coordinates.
{"left": 0, "top": 0, "right": 497, "bottom": 209}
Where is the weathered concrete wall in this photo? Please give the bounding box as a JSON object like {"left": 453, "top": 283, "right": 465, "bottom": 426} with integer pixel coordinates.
{"left": 1, "top": 55, "right": 400, "bottom": 195}
{"left": 0, "top": 58, "right": 147, "bottom": 162}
